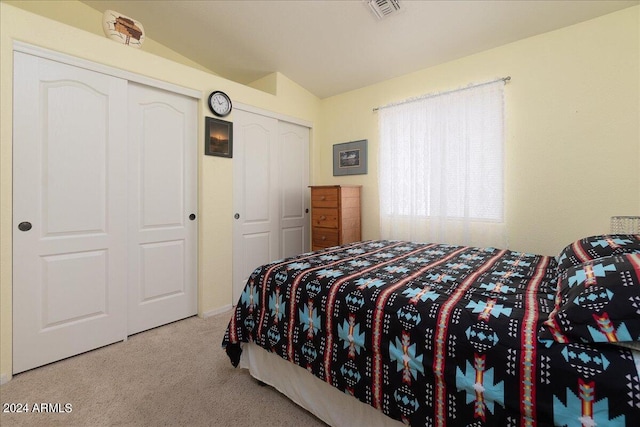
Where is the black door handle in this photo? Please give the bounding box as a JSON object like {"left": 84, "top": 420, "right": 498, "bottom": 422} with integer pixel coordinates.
{"left": 189, "top": 214, "right": 196, "bottom": 221}
{"left": 234, "top": 213, "right": 240, "bottom": 219}
{"left": 18, "top": 222, "right": 32, "bottom": 231}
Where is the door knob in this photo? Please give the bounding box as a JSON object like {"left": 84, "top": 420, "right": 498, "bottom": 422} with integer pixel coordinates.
{"left": 18, "top": 221, "right": 32, "bottom": 231}
{"left": 189, "top": 214, "right": 196, "bottom": 221}
{"left": 234, "top": 213, "right": 240, "bottom": 219}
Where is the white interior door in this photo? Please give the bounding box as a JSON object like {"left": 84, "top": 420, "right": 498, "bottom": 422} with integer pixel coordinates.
{"left": 12, "top": 52, "right": 128, "bottom": 374}
{"left": 127, "top": 83, "right": 197, "bottom": 335}
{"left": 232, "top": 109, "right": 310, "bottom": 302}
{"left": 279, "top": 121, "right": 310, "bottom": 258}
{"left": 232, "top": 111, "right": 279, "bottom": 302}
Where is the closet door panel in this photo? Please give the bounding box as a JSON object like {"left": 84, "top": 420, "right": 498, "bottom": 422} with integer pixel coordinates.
{"left": 12, "top": 52, "right": 128, "bottom": 374}
{"left": 232, "top": 111, "right": 279, "bottom": 303}
{"left": 279, "top": 121, "right": 310, "bottom": 258}
{"left": 139, "top": 241, "right": 185, "bottom": 301}
{"left": 127, "top": 83, "right": 197, "bottom": 335}
{"left": 232, "top": 110, "right": 310, "bottom": 302}
{"left": 140, "top": 104, "right": 184, "bottom": 227}
{"left": 44, "top": 83, "right": 109, "bottom": 234}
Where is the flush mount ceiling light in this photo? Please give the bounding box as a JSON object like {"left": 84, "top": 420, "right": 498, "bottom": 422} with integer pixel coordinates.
{"left": 367, "top": 0, "right": 402, "bottom": 20}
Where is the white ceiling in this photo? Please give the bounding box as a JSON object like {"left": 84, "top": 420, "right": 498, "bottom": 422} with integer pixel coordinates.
{"left": 81, "top": 0, "right": 639, "bottom": 99}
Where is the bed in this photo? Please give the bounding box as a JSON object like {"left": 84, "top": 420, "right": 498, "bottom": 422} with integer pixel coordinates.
{"left": 223, "top": 236, "right": 640, "bottom": 426}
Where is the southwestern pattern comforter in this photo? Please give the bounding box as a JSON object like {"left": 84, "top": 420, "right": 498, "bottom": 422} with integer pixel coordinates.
{"left": 223, "top": 240, "right": 640, "bottom": 426}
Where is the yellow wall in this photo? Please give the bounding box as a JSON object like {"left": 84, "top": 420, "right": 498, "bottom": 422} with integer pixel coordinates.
{"left": 0, "top": 2, "right": 320, "bottom": 381}
{"left": 3, "top": 0, "right": 216, "bottom": 74}
{"left": 315, "top": 6, "right": 640, "bottom": 257}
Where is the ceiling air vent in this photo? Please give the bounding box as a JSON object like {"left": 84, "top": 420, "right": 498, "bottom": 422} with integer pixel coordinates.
{"left": 367, "top": 0, "right": 401, "bottom": 20}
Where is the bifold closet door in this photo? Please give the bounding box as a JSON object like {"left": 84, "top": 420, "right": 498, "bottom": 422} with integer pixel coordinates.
{"left": 126, "top": 83, "right": 197, "bottom": 335}
{"left": 12, "top": 52, "right": 128, "bottom": 374}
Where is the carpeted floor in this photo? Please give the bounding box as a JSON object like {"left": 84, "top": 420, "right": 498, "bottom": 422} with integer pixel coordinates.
{"left": 0, "top": 310, "right": 327, "bottom": 427}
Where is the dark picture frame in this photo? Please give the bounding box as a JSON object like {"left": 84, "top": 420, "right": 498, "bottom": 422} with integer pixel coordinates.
{"left": 333, "top": 139, "right": 367, "bottom": 176}
{"left": 205, "top": 117, "right": 233, "bottom": 158}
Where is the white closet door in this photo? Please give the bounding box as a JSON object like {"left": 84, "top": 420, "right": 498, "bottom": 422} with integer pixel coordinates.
{"left": 279, "top": 121, "right": 310, "bottom": 258}
{"left": 232, "top": 111, "right": 280, "bottom": 302}
{"left": 127, "top": 83, "right": 197, "bottom": 335}
{"left": 232, "top": 110, "right": 310, "bottom": 302}
{"left": 12, "top": 52, "right": 128, "bottom": 374}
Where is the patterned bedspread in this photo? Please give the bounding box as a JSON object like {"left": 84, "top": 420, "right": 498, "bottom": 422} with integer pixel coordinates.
{"left": 223, "top": 240, "right": 640, "bottom": 426}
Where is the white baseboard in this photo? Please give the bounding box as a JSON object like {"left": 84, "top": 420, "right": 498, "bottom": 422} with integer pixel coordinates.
{"left": 0, "top": 373, "right": 10, "bottom": 385}
{"left": 201, "top": 304, "right": 233, "bottom": 318}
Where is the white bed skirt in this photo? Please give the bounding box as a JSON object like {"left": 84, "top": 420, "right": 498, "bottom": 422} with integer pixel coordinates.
{"left": 240, "top": 342, "right": 404, "bottom": 427}
{"left": 240, "top": 342, "right": 640, "bottom": 426}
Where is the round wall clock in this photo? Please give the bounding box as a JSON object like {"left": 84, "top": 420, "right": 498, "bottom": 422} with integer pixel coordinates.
{"left": 208, "top": 91, "right": 232, "bottom": 117}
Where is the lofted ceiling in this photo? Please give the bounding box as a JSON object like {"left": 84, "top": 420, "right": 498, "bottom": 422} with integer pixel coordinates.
{"left": 81, "top": 0, "right": 639, "bottom": 99}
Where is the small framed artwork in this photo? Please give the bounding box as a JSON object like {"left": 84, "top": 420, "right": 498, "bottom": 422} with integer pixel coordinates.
{"left": 333, "top": 139, "right": 367, "bottom": 176}
{"left": 205, "top": 117, "right": 233, "bottom": 158}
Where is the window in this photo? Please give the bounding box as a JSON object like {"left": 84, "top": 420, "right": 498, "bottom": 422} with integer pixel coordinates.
{"left": 378, "top": 80, "right": 506, "bottom": 247}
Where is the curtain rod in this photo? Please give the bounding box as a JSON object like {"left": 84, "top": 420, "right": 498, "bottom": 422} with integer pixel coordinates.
{"left": 372, "top": 76, "right": 511, "bottom": 112}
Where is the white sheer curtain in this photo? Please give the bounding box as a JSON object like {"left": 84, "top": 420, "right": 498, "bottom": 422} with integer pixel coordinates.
{"left": 378, "top": 80, "right": 506, "bottom": 248}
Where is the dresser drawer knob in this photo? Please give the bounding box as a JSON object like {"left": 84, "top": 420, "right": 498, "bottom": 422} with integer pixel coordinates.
{"left": 321, "top": 235, "right": 326, "bottom": 240}
{"left": 320, "top": 215, "right": 326, "bottom": 220}
{"left": 320, "top": 196, "right": 326, "bottom": 201}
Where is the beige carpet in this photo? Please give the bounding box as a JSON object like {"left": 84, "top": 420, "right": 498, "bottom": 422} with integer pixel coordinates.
{"left": 0, "top": 311, "right": 327, "bottom": 427}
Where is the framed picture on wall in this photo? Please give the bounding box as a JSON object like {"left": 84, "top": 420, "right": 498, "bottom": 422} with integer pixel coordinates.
{"left": 205, "top": 117, "right": 233, "bottom": 158}
{"left": 333, "top": 139, "right": 367, "bottom": 176}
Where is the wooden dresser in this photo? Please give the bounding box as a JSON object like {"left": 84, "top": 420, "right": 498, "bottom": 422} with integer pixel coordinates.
{"left": 310, "top": 185, "right": 361, "bottom": 251}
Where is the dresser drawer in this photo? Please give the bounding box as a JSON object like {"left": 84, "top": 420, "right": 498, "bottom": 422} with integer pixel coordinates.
{"left": 311, "top": 188, "right": 339, "bottom": 208}
{"left": 312, "top": 228, "right": 339, "bottom": 248}
{"left": 312, "top": 208, "right": 338, "bottom": 228}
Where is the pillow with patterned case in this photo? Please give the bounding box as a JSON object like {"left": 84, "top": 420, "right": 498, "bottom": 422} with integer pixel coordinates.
{"left": 539, "top": 253, "right": 640, "bottom": 346}
{"left": 556, "top": 234, "right": 640, "bottom": 272}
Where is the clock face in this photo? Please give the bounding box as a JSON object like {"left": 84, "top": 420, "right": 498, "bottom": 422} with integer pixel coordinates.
{"left": 208, "top": 91, "right": 232, "bottom": 117}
